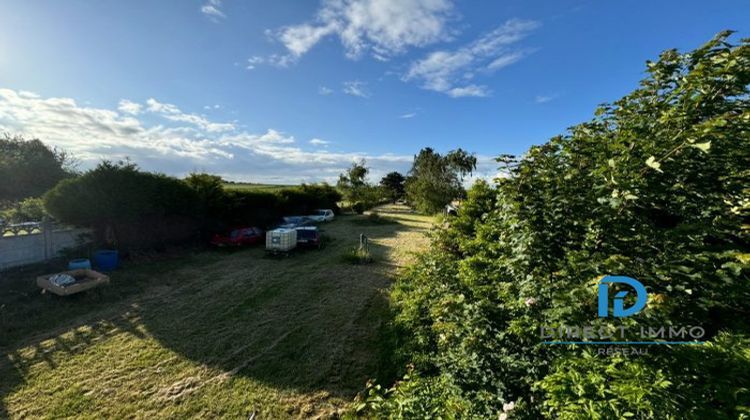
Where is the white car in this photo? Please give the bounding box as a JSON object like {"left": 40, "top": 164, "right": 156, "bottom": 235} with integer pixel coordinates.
{"left": 308, "top": 209, "right": 335, "bottom": 222}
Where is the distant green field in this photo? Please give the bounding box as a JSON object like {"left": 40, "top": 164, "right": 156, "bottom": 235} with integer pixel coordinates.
{"left": 222, "top": 183, "right": 296, "bottom": 193}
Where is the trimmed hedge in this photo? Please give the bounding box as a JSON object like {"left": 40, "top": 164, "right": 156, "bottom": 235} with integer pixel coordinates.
{"left": 44, "top": 164, "right": 341, "bottom": 250}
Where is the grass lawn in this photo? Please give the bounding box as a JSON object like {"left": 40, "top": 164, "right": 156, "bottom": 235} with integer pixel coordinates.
{"left": 0, "top": 205, "right": 432, "bottom": 419}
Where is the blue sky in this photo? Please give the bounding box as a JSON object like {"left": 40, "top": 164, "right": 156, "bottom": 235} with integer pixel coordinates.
{"left": 1, "top": 0, "right": 748, "bottom": 183}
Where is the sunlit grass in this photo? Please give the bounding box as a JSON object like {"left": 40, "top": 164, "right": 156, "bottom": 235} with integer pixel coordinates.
{"left": 0, "top": 205, "right": 431, "bottom": 418}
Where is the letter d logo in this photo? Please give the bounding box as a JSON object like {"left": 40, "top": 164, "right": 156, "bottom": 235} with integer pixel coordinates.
{"left": 597, "top": 275, "right": 647, "bottom": 317}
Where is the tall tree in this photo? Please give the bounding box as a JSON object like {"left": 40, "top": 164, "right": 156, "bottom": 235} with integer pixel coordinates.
{"left": 0, "top": 135, "right": 76, "bottom": 204}
{"left": 379, "top": 171, "right": 406, "bottom": 203}
{"left": 405, "top": 148, "right": 477, "bottom": 213}
{"left": 337, "top": 159, "right": 370, "bottom": 204}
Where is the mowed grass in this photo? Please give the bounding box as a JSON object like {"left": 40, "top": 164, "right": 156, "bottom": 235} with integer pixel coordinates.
{"left": 0, "top": 205, "right": 432, "bottom": 419}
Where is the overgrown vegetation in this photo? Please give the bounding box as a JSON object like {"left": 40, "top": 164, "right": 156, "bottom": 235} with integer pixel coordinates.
{"left": 0, "top": 197, "right": 46, "bottom": 224}
{"left": 43, "top": 162, "right": 341, "bottom": 250}
{"left": 337, "top": 160, "right": 384, "bottom": 213}
{"left": 0, "top": 135, "right": 76, "bottom": 205}
{"left": 404, "top": 147, "right": 477, "bottom": 214}
{"left": 379, "top": 171, "right": 406, "bottom": 203}
{"left": 361, "top": 32, "right": 750, "bottom": 419}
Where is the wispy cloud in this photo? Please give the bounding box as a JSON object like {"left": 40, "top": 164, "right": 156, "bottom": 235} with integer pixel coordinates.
{"left": 399, "top": 112, "right": 417, "bottom": 119}
{"left": 201, "top": 0, "right": 225, "bottom": 21}
{"left": 404, "top": 18, "right": 540, "bottom": 97}
{"left": 263, "top": 0, "right": 455, "bottom": 66}
{"left": 246, "top": 56, "right": 264, "bottom": 70}
{"left": 535, "top": 94, "right": 557, "bottom": 103}
{"left": 145, "top": 98, "right": 235, "bottom": 132}
{"left": 309, "top": 138, "right": 330, "bottom": 146}
{"left": 318, "top": 86, "right": 334, "bottom": 95}
{"left": 342, "top": 81, "right": 370, "bottom": 98}
{"left": 0, "top": 88, "right": 412, "bottom": 183}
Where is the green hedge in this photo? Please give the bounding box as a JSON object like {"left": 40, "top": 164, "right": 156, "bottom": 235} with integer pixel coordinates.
{"left": 44, "top": 164, "right": 341, "bottom": 250}
{"left": 362, "top": 32, "right": 750, "bottom": 419}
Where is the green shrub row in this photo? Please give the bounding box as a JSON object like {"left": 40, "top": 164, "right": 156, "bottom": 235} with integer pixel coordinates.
{"left": 44, "top": 162, "right": 341, "bottom": 250}
{"left": 361, "top": 32, "right": 750, "bottom": 419}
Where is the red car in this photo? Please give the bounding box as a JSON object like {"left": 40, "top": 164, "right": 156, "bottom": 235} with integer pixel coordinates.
{"left": 210, "top": 227, "right": 264, "bottom": 247}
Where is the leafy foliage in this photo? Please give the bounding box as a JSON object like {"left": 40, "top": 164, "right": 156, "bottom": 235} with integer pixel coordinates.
{"left": 338, "top": 159, "right": 370, "bottom": 203}
{"left": 405, "top": 148, "right": 477, "bottom": 214}
{"left": 44, "top": 161, "right": 199, "bottom": 249}
{"left": 0, "top": 197, "right": 47, "bottom": 223}
{"left": 338, "top": 159, "right": 386, "bottom": 211}
{"left": 380, "top": 171, "right": 406, "bottom": 203}
{"left": 0, "top": 135, "right": 75, "bottom": 204}
{"left": 44, "top": 163, "right": 342, "bottom": 249}
{"left": 365, "top": 32, "right": 750, "bottom": 419}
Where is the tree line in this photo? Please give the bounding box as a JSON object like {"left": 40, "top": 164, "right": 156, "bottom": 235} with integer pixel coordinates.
{"left": 337, "top": 148, "right": 478, "bottom": 214}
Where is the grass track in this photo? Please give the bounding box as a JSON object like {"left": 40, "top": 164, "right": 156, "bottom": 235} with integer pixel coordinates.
{"left": 0, "top": 205, "right": 431, "bottom": 419}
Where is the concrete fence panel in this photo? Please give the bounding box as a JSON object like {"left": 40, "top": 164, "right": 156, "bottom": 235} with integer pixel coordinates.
{"left": 0, "top": 223, "right": 91, "bottom": 271}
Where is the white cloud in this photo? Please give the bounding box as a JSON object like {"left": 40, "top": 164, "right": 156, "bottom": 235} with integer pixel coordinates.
{"left": 535, "top": 94, "right": 557, "bottom": 103}
{"left": 404, "top": 18, "right": 539, "bottom": 97}
{"left": 145, "top": 98, "right": 235, "bottom": 132}
{"left": 399, "top": 112, "right": 417, "bottom": 119}
{"left": 0, "top": 88, "right": 413, "bottom": 183}
{"left": 269, "top": 0, "right": 455, "bottom": 64}
{"left": 343, "top": 80, "right": 370, "bottom": 98}
{"left": 246, "top": 56, "right": 265, "bottom": 70}
{"left": 318, "top": 86, "right": 334, "bottom": 95}
{"left": 486, "top": 51, "right": 526, "bottom": 71}
{"left": 309, "top": 138, "right": 330, "bottom": 146}
{"left": 117, "top": 99, "right": 142, "bottom": 115}
{"left": 201, "top": 0, "right": 225, "bottom": 20}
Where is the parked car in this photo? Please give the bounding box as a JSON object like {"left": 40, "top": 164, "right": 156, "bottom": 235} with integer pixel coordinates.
{"left": 282, "top": 216, "right": 313, "bottom": 227}
{"left": 294, "top": 226, "right": 322, "bottom": 249}
{"left": 210, "top": 227, "right": 264, "bottom": 247}
{"left": 308, "top": 209, "right": 335, "bottom": 222}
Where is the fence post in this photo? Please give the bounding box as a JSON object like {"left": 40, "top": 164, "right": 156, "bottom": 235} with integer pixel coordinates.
{"left": 42, "top": 217, "right": 52, "bottom": 261}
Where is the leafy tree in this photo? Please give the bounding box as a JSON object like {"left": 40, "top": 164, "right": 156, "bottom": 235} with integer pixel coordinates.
{"left": 364, "top": 32, "right": 750, "bottom": 419}
{"left": 337, "top": 159, "right": 369, "bottom": 202}
{"left": 379, "top": 171, "right": 406, "bottom": 203}
{"left": 338, "top": 159, "right": 381, "bottom": 211}
{"left": 405, "top": 147, "right": 477, "bottom": 213}
{"left": 0, "top": 197, "right": 47, "bottom": 223}
{"left": 0, "top": 135, "right": 76, "bottom": 204}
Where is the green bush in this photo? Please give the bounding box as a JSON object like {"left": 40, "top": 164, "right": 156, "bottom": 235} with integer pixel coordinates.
{"left": 352, "top": 201, "right": 366, "bottom": 214}
{"left": 222, "top": 183, "right": 341, "bottom": 228}
{"left": 44, "top": 161, "right": 200, "bottom": 249}
{"left": 340, "top": 246, "right": 373, "bottom": 265}
{"left": 366, "top": 32, "right": 750, "bottom": 419}
{"left": 45, "top": 164, "right": 343, "bottom": 250}
{"left": 1, "top": 197, "right": 47, "bottom": 223}
{"left": 351, "top": 212, "right": 398, "bottom": 226}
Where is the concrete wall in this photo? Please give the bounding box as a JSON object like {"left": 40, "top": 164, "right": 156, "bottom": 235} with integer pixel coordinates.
{"left": 0, "top": 225, "right": 91, "bottom": 271}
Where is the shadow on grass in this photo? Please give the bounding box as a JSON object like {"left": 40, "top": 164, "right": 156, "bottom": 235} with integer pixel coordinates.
{"left": 0, "top": 214, "right": 418, "bottom": 416}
